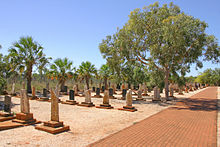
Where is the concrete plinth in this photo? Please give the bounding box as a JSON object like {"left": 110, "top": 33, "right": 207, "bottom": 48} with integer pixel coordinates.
{"left": 61, "top": 100, "right": 78, "bottom": 105}
{"left": 96, "top": 104, "right": 114, "bottom": 109}
{"left": 118, "top": 106, "right": 137, "bottom": 112}
{"left": 35, "top": 121, "right": 69, "bottom": 134}
{"left": 77, "top": 102, "right": 95, "bottom": 107}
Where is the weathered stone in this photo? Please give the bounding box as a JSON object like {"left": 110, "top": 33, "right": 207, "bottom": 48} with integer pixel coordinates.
{"left": 153, "top": 87, "right": 160, "bottom": 101}
{"left": 85, "top": 90, "right": 92, "bottom": 103}
{"left": 4, "top": 96, "right": 11, "bottom": 113}
{"left": 50, "top": 89, "right": 59, "bottom": 122}
{"left": 126, "top": 90, "right": 133, "bottom": 107}
{"left": 103, "top": 90, "right": 109, "bottom": 105}
{"left": 69, "top": 90, "right": 75, "bottom": 100}
{"left": 20, "top": 89, "right": 30, "bottom": 114}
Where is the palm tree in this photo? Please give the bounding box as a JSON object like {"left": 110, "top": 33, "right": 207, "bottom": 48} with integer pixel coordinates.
{"left": 77, "top": 61, "right": 97, "bottom": 89}
{"left": 99, "top": 64, "right": 111, "bottom": 89}
{"left": 8, "top": 36, "right": 49, "bottom": 93}
{"left": 48, "top": 58, "right": 74, "bottom": 91}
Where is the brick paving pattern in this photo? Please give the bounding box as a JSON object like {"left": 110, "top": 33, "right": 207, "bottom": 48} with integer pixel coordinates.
{"left": 89, "top": 87, "right": 217, "bottom": 147}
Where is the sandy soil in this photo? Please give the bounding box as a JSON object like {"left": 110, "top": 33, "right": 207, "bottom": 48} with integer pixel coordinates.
{"left": 0, "top": 88, "right": 205, "bottom": 147}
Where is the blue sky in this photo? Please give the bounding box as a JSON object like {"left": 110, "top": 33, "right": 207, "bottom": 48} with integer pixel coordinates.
{"left": 0, "top": 0, "right": 219, "bottom": 76}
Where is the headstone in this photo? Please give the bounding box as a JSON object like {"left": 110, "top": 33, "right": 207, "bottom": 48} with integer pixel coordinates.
{"left": 126, "top": 90, "right": 133, "bottom": 107}
{"left": 51, "top": 89, "right": 59, "bottom": 122}
{"left": 122, "top": 89, "right": 127, "bottom": 100}
{"left": 96, "top": 90, "right": 113, "bottom": 109}
{"left": 35, "top": 89, "right": 70, "bottom": 134}
{"left": 103, "top": 90, "right": 109, "bottom": 105}
{"left": 20, "top": 89, "right": 30, "bottom": 114}
{"left": 69, "top": 90, "right": 75, "bottom": 100}
{"left": 43, "top": 88, "right": 48, "bottom": 97}
{"left": 92, "top": 87, "right": 96, "bottom": 92}
{"left": 153, "top": 87, "right": 160, "bottom": 101}
{"left": 109, "top": 88, "right": 113, "bottom": 97}
{"left": 118, "top": 89, "right": 137, "bottom": 112}
{"left": 4, "top": 95, "right": 11, "bottom": 113}
{"left": 101, "top": 86, "right": 105, "bottom": 92}
{"left": 63, "top": 86, "right": 67, "bottom": 92}
{"left": 85, "top": 90, "right": 92, "bottom": 103}
{"left": 96, "top": 88, "right": 100, "bottom": 95}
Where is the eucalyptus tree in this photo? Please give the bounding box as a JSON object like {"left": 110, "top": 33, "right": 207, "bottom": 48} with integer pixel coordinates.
{"left": 99, "top": 2, "right": 220, "bottom": 99}
{"left": 48, "top": 58, "right": 74, "bottom": 91}
{"left": 99, "top": 64, "right": 111, "bottom": 89}
{"left": 77, "top": 61, "right": 97, "bottom": 89}
{"left": 8, "top": 36, "right": 50, "bottom": 93}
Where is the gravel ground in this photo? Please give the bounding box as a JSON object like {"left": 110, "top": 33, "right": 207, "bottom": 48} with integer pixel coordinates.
{"left": 0, "top": 88, "right": 205, "bottom": 147}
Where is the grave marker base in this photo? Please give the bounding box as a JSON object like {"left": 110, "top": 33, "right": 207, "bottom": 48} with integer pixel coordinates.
{"left": 0, "top": 112, "right": 15, "bottom": 122}
{"left": 77, "top": 102, "right": 95, "bottom": 107}
{"left": 96, "top": 104, "right": 114, "bottom": 109}
{"left": 35, "top": 121, "right": 69, "bottom": 134}
{"left": 0, "top": 121, "right": 24, "bottom": 131}
{"left": 61, "top": 100, "right": 78, "bottom": 105}
{"left": 37, "top": 97, "right": 49, "bottom": 101}
{"left": 118, "top": 106, "right": 137, "bottom": 112}
{"left": 12, "top": 113, "right": 40, "bottom": 125}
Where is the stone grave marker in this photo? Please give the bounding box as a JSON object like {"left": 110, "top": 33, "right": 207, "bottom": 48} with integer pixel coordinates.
{"left": 121, "top": 89, "right": 127, "bottom": 100}
{"left": 152, "top": 87, "right": 160, "bottom": 102}
{"left": 93, "top": 88, "right": 102, "bottom": 98}
{"left": 109, "top": 88, "right": 115, "bottom": 99}
{"left": 96, "top": 90, "right": 113, "bottom": 109}
{"left": 118, "top": 89, "right": 137, "bottom": 112}
{"left": 78, "top": 90, "right": 95, "bottom": 107}
{"left": 62, "top": 90, "right": 78, "bottom": 105}
{"left": 13, "top": 89, "right": 38, "bottom": 124}
{"left": 0, "top": 95, "right": 15, "bottom": 121}
{"left": 35, "top": 89, "right": 70, "bottom": 134}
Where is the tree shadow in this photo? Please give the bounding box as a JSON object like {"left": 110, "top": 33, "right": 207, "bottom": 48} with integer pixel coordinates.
{"left": 171, "top": 98, "right": 218, "bottom": 112}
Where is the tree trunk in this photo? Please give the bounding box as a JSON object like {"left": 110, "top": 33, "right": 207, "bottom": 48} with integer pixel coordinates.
{"left": 86, "top": 77, "right": 89, "bottom": 89}
{"left": 164, "top": 69, "right": 169, "bottom": 99}
{"left": 104, "top": 77, "right": 108, "bottom": 90}
{"left": 27, "top": 75, "right": 32, "bottom": 93}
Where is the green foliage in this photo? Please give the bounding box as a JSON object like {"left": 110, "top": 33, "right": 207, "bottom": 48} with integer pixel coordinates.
{"left": 48, "top": 57, "right": 74, "bottom": 86}
{"left": 99, "top": 2, "right": 220, "bottom": 98}
{"left": 7, "top": 36, "right": 50, "bottom": 92}
{"left": 77, "top": 61, "right": 97, "bottom": 88}
{"left": 195, "top": 68, "right": 220, "bottom": 86}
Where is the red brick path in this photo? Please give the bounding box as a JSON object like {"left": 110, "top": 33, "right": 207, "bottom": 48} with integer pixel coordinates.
{"left": 89, "top": 87, "right": 218, "bottom": 147}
